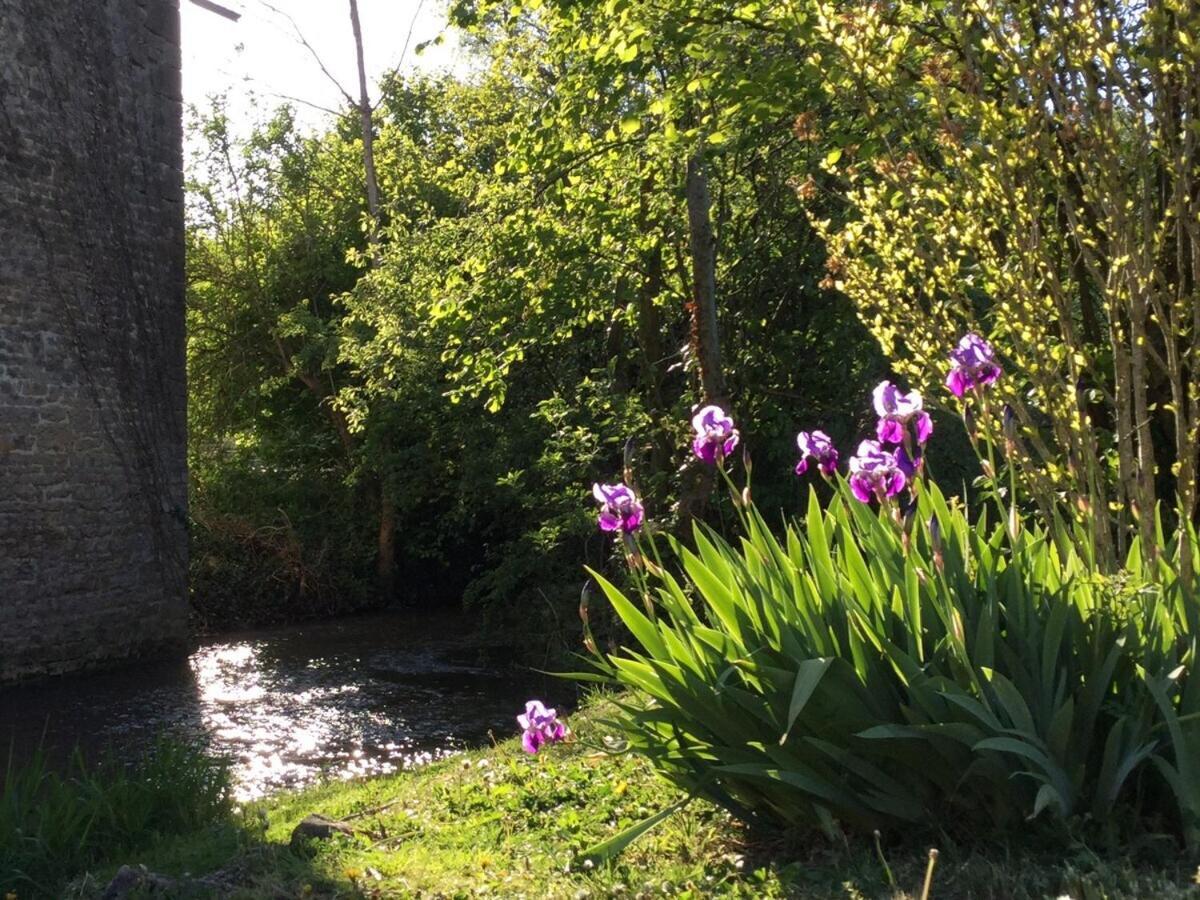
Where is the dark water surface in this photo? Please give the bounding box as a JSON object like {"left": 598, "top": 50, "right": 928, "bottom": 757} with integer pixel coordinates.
{"left": 0, "top": 612, "right": 562, "bottom": 800}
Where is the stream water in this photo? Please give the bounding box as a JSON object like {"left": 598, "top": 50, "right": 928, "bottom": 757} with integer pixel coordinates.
{"left": 0, "top": 612, "right": 564, "bottom": 800}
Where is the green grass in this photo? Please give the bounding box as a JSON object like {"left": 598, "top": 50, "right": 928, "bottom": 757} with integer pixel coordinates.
{"left": 32, "top": 696, "right": 1199, "bottom": 899}
{"left": 0, "top": 738, "right": 232, "bottom": 897}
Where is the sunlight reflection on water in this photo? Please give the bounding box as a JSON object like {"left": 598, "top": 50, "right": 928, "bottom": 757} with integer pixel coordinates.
{"left": 0, "top": 613, "right": 561, "bottom": 801}
{"left": 188, "top": 639, "right": 465, "bottom": 800}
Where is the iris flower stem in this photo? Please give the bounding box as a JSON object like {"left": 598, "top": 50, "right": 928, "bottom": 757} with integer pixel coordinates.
{"left": 715, "top": 458, "right": 753, "bottom": 535}
{"left": 625, "top": 535, "right": 656, "bottom": 621}
{"left": 1007, "top": 442, "right": 1021, "bottom": 542}
{"left": 976, "top": 392, "right": 1008, "bottom": 532}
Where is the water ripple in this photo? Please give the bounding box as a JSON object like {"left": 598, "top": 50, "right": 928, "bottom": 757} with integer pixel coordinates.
{"left": 0, "top": 612, "right": 563, "bottom": 800}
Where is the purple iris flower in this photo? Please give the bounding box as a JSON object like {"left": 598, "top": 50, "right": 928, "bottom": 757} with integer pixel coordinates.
{"left": 873, "top": 381, "right": 933, "bottom": 446}
{"left": 592, "top": 482, "right": 644, "bottom": 533}
{"left": 895, "top": 444, "right": 921, "bottom": 479}
{"left": 847, "top": 440, "right": 907, "bottom": 503}
{"left": 518, "top": 700, "right": 568, "bottom": 755}
{"left": 795, "top": 430, "right": 839, "bottom": 477}
{"left": 691, "top": 405, "right": 739, "bottom": 464}
{"left": 946, "top": 333, "right": 1002, "bottom": 398}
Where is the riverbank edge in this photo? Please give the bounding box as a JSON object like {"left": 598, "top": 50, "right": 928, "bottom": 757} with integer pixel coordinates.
{"left": 62, "top": 696, "right": 1200, "bottom": 899}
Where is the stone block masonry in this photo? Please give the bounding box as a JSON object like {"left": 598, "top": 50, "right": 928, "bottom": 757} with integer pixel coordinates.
{"left": 0, "top": 0, "right": 188, "bottom": 680}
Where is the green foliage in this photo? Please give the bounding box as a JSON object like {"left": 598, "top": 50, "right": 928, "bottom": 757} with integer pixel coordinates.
{"left": 806, "top": 0, "right": 1200, "bottom": 564}
{"left": 587, "top": 481, "right": 1200, "bottom": 848}
{"left": 0, "top": 740, "right": 232, "bottom": 896}
{"left": 187, "top": 101, "right": 378, "bottom": 620}
{"left": 185, "top": 4, "right": 888, "bottom": 641}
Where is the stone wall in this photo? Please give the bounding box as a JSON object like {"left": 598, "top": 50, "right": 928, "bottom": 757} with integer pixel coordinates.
{"left": 0, "top": 0, "right": 188, "bottom": 681}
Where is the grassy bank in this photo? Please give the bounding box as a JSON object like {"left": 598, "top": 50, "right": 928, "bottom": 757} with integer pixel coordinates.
{"left": 11, "top": 697, "right": 1187, "bottom": 899}
{"left": 1, "top": 740, "right": 232, "bottom": 897}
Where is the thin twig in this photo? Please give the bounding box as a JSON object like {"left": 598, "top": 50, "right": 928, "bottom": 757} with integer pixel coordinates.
{"left": 255, "top": 0, "right": 356, "bottom": 107}
{"left": 397, "top": 0, "right": 426, "bottom": 70}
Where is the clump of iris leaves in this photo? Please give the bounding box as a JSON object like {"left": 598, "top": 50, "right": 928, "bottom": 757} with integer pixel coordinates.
{"left": 578, "top": 479, "right": 1200, "bottom": 863}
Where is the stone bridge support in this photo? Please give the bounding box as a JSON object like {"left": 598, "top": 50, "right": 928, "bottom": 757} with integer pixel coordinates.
{"left": 0, "top": 0, "right": 188, "bottom": 680}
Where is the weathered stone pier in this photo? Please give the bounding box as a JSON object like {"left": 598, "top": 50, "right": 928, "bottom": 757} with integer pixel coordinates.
{"left": 0, "top": 0, "right": 188, "bottom": 680}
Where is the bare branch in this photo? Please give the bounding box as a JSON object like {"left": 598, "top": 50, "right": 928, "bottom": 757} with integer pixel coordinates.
{"left": 370, "top": 0, "right": 429, "bottom": 113}
{"left": 255, "top": 0, "right": 356, "bottom": 108}
{"left": 258, "top": 90, "right": 344, "bottom": 118}
{"left": 397, "top": 0, "right": 426, "bottom": 71}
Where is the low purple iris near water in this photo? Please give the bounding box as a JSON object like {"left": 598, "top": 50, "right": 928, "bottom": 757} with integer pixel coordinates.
{"left": 592, "top": 482, "right": 645, "bottom": 533}
{"left": 795, "top": 430, "right": 839, "bottom": 477}
{"left": 946, "top": 332, "right": 1001, "bottom": 397}
{"left": 517, "top": 700, "right": 567, "bottom": 755}
{"left": 848, "top": 439, "right": 907, "bottom": 503}
{"left": 691, "top": 405, "right": 739, "bottom": 464}
{"left": 873, "top": 381, "right": 933, "bottom": 446}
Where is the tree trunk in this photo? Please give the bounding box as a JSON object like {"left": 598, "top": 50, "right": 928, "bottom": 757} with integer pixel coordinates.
{"left": 348, "top": 0, "right": 393, "bottom": 597}
{"left": 685, "top": 151, "right": 727, "bottom": 407}
{"left": 678, "top": 150, "right": 728, "bottom": 523}
{"left": 348, "top": 0, "right": 380, "bottom": 241}
{"left": 295, "top": 369, "right": 355, "bottom": 456}
{"left": 635, "top": 243, "right": 666, "bottom": 406}
{"left": 376, "top": 477, "right": 396, "bottom": 601}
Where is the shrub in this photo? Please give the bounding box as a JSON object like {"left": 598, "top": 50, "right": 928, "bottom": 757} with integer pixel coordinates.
{"left": 807, "top": 1, "right": 1200, "bottom": 572}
